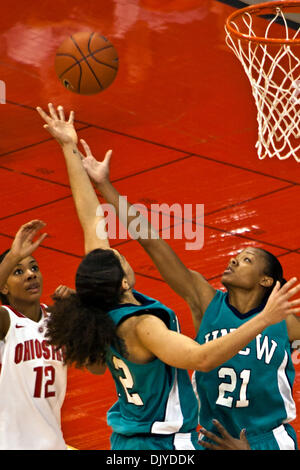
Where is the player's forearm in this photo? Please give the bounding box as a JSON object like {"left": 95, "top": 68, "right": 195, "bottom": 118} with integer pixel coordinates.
{"left": 197, "top": 313, "right": 270, "bottom": 371}
{"left": 95, "top": 180, "right": 157, "bottom": 242}
{"left": 62, "top": 143, "right": 99, "bottom": 223}
{"left": 61, "top": 143, "right": 110, "bottom": 250}
{"left": 96, "top": 180, "right": 206, "bottom": 307}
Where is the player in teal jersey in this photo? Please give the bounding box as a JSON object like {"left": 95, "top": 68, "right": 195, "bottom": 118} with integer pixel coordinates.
{"left": 75, "top": 143, "right": 300, "bottom": 451}
{"left": 50, "top": 247, "right": 257, "bottom": 450}
{"left": 84, "top": 167, "right": 300, "bottom": 451}
{"left": 37, "top": 104, "right": 300, "bottom": 450}
{"left": 194, "top": 284, "right": 298, "bottom": 450}
{"left": 36, "top": 104, "right": 253, "bottom": 450}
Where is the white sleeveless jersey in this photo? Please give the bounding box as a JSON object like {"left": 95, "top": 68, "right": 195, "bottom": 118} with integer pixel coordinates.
{"left": 0, "top": 304, "right": 67, "bottom": 450}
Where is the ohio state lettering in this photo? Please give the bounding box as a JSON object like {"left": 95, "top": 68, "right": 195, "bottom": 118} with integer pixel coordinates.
{"left": 14, "top": 340, "right": 64, "bottom": 364}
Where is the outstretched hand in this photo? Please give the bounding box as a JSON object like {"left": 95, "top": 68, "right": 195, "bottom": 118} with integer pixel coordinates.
{"left": 36, "top": 103, "right": 77, "bottom": 147}
{"left": 199, "top": 419, "right": 251, "bottom": 450}
{"left": 80, "top": 139, "right": 112, "bottom": 185}
{"left": 10, "top": 220, "right": 47, "bottom": 261}
{"left": 261, "top": 278, "right": 300, "bottom": 326}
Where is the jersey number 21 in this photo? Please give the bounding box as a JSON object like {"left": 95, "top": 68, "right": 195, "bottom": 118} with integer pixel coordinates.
{"left": 216, "top": 367, "right": 251, "bottom": 408}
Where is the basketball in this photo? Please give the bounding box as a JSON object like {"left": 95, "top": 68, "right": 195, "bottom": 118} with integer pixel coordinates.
{"left": 55, "top": 32, "right": 119, "bottom": 95}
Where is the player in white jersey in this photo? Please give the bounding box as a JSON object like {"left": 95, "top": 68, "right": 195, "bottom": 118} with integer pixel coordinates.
{"left": 0, "top": 220, "right": 67, "bottom": 450}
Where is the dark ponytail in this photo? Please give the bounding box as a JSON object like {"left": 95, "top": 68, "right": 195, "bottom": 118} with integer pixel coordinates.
{"left": 259, "top": 248, "right": 286, "bottom": 300}
{"left": 0, "top": 249, "right": 10, "bottom": 305}
{"left": 46, "top": 249, "right": 128, "bottom": 367}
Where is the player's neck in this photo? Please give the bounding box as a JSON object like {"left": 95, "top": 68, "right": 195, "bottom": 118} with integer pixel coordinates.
{"left": 119, "top": 289, "right": 141, "bottom": 306}
{"left": 227, "top": 288, "right": 264, "bottom": 315}
{"left": 10, "top": 300, "right": 42, "bottom": 322}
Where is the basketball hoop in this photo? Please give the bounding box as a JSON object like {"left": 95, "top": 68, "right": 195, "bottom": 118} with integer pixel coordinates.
{"left": 225, "top": 1, "right": 300, "bottom": 162}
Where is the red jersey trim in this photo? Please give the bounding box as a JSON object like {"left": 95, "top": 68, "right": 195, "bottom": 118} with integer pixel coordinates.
{"left": 2, "top": 305, "right": 25, "bottom": 318}
{"left": 2, "top": 304, "right": 48, "bottom": 319}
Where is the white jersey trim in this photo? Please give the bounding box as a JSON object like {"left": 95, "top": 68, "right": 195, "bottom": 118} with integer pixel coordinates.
{"left": 151, "top": 316, "right": 185, "bottom": 434}
{"left": 174, "top": 432, "right": 195, "bottom": 450}
{"left": 273, "top": 425, "right": 296, "bottom": 450}
{"left": 151, "top": 369, "right": 184, "bottom": 434}
{"left": 277, "top": 351, "right": 296, "bottom": 423}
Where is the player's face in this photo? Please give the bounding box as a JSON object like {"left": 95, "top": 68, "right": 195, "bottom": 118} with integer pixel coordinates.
{"left": 111, "top": 250, "right": 136, "bottom": 288}
{"left": 2, "top": 256, "right": 43, "bottom": 303}
{"left": 221, "top": 248, "right": 269, "bottom": 290}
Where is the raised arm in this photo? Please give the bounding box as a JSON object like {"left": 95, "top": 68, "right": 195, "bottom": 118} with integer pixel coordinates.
{"left": 136, "top": 278, "right": 300, "bottom": 372}
{"left": 0, "top": 220, "right": 47, "bottom": 339}
{"left": 79, "top": 140, "right": 215, "bottom": 332}
{"left": 36, "top": 104, "right": 110, "bottom": 254}
{"left": 0, "top": 220, "right": 47, "bottom": 290}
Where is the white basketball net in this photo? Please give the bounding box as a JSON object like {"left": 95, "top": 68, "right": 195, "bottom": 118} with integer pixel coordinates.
{"left": 225, "top": 5, "right": 300, "bottom": 162}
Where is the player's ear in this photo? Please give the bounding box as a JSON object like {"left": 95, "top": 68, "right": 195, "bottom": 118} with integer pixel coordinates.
{"left": 260, "top": 276, "right": 274, "bottom": 288}
{"left": 0, "top": 285, "right": 8, "bottom": 296}
{"left": 121, "top": 277, "right": 130, "bottom": 292}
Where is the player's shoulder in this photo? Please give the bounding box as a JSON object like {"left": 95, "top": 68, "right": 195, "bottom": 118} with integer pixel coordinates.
{"left": 134, "top": 313, "right": 167, "bottom": 334}
{"left": 0, "top": 305, "right": 12, "bottom": 317}
{"left": 0, "top": 306, "right": 11, "bottom": 339}
{"left": 188, "top": 269, "right": 217, "bottom": 310}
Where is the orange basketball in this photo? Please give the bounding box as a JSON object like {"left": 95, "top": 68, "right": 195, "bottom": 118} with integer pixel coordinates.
{"left": 55, "top": 32, "right": 119, "bottom": 95}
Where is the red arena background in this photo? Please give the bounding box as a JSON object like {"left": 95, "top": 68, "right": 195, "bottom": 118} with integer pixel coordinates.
{"left": 0, "top": 0, "right": 299, "bottom": 450}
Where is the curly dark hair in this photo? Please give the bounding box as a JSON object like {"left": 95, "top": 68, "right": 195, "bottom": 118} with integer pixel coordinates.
{"left": 46, "top": 249, "right": 128, "bottom": 368}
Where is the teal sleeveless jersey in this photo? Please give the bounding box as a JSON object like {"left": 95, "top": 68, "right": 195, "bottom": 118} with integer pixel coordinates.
{"left": 106, "top": 290, "right": 199, "bottom": 436}
{"left": 194, "top": 290, "right": 296, "bottom": 439}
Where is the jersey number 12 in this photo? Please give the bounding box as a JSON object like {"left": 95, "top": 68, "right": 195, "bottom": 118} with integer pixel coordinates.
{"left": 33, "top": 366, "right": 56, "bottom": 398}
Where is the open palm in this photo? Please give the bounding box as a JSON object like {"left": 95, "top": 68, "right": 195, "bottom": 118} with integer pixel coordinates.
{"left": 10, "top": 220, "right": 48, "bottom": 260}
{"left": 80, "top": 139, "right": 112, "bottom": 184}
{"left": 37, "top": 103, "right": 77, "bottom": 146}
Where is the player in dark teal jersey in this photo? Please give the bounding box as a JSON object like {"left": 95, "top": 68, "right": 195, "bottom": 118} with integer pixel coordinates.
{"left": 194, "top": 286, "right": 298, "bottom": 450}
{"left": 48, "top": 245, "right": 262, "bottom": 450}
{"left": 106, "top": 288, "right": 202, "bottom": 449}
{"left": 37, "top": 104, "right": 300, "bottom": 450}
{"left": 46, "top": 247, "right": 298, "bottom": 450}
{"left": 74, "top": 142, "right": 300, "bottom": 450}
